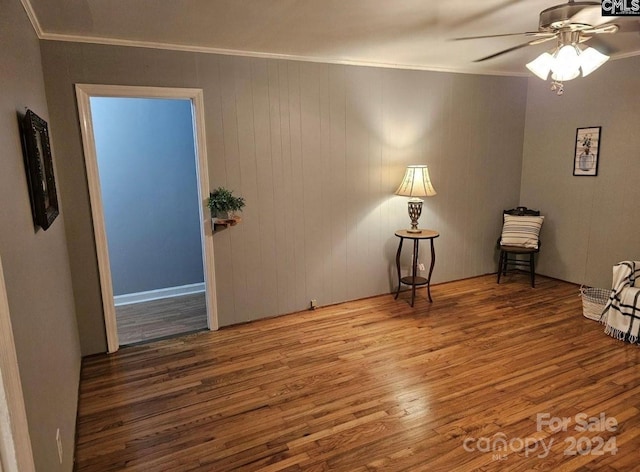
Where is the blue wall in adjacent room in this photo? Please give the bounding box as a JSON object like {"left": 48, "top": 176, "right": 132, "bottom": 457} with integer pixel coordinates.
{"left": 91, "top": 97, "right": 204, "bottom": 296}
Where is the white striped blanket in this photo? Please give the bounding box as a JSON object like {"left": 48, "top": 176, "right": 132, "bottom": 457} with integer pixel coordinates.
{"left": 600, "top": 261, "right": 640, "bottom": 345}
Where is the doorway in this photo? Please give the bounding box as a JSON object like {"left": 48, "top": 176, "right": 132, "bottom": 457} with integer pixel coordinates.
{"left": 75, "top": 85, "right": 218, "bottom": 353}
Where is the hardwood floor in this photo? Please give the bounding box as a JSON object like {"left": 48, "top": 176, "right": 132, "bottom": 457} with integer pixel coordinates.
{"left": 75, "top": 275, "right": 640, "bottom": 471}
{"left": 116, "top": 293, "right": 208, "bottom": 345}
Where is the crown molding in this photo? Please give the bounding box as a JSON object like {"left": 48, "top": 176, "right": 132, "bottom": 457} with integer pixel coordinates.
{"left": 38, "top": 30, "right": 529, "bottom": 77}
{"left": 20, "top": 0, "right": 43, "bottom": 37}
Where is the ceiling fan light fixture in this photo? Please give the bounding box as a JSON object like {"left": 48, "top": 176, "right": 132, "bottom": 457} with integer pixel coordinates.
{"left": 579, "top": 47, "right": 609, "bottom": 77}
{"left": 526, "top": 52, "right": 554, "bottom": 80}
{"left": 528, "top": 42, "right": 610, "bottom": 84}
{"left": 550, "top": 44, "right": 582, "bottom": 81}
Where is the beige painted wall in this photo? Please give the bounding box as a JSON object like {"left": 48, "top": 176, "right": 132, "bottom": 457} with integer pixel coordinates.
{"left": 521, "top": 55, "right": 640, "bottom": 290}
{"left": 40, "top": 41, "right": 528, "bottom": 355}
{"left": 0, "top": 1, "right": 81, "bottom": 470}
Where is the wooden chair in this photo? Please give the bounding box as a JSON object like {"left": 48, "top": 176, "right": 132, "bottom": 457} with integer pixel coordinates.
{"left": 497, "top": 207, "right": 542, "bottom": 288}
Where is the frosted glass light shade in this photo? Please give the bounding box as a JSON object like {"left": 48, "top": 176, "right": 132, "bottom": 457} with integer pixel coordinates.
{"left": 526, "top": 52, "right": 554, "bottom": 80}
{"left": 550, "top": 44, "right": 581, "bottom": 81}
{"left": 579, "top": 47, "right": 609, "bottom": 77}
{"left": 395, "top": 165, "right": 437, "bottom": 197}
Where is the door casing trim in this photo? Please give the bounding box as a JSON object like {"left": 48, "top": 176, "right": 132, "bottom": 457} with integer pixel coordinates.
{"left": 75, "top": 84, "right": 218, "bottom": 353}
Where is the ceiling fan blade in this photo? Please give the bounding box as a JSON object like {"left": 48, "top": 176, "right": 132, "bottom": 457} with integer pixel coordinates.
{"left": 581, "top": 18, "right": 640, "bottom": 40}
{"left": 529, "top": 35, "right": 558, "bottom": 46}
{"left": 614, "top": 18, "right": 640, "bottom": 33}
{"left": 569, "top": 4, "right": 607, "bottom": 26}
{"left": 582, "top": 24, "right": 619, "bottom": 34}
{"left": 473, "top": 34, "right": 558, "bottom": 63}
{"left": 453, "top": 32, "right": 556, "bottom": 41}
{"left": 473, "top": 41, "right": 536, "bottom": 62}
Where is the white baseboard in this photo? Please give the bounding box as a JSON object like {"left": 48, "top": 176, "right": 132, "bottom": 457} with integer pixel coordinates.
{"left": 114, "top": 282, "right": 205, "bottom": 306}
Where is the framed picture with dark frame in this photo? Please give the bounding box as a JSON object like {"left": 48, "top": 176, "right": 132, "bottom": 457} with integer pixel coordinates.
{"left": 20, "top": 109, "right": 59, "bottom": 230}
{"left": 573, "top": 126, "right": 601, "bottom": 177}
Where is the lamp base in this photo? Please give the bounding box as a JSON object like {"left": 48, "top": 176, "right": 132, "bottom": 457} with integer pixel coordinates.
{"left": 406, "top": 199, "right": 423, "bottom": 234}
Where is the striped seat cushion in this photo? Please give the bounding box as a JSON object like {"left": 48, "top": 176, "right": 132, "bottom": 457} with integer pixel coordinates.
{"left": 500, "top": 214, "right": 544, "bottom": 249}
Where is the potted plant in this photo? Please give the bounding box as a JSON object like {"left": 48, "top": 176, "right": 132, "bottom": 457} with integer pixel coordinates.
{"left": 208, "top": 187, "right": 246, "bottom": 220}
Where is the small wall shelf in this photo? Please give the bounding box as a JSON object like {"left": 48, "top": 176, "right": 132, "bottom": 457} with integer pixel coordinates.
{"left": 212, "top": 216, "right": 242, "bottom": 232}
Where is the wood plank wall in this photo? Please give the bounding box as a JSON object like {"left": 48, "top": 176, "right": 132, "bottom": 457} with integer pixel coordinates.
{"left": 206, "top": 58, "right": 529, "bottom": 325}
{"left": 521, "top": 55, "right": 640, "bottom": 289}
{"left": 41, "top": 42, "right": 528, "bottom": 352}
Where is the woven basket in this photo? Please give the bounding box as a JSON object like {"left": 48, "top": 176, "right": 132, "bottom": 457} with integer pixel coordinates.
{"left": 580, "top": 286, "right": 610, "bottom": 321}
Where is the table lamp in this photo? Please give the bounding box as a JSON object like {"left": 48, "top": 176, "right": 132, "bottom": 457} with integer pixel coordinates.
{"left": 395, "top": 165, "right": 436, "bottom": 233}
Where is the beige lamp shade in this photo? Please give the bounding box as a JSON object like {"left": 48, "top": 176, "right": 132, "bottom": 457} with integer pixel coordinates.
{"left": 395, "top": 165, "right": 437, "bottom": 197}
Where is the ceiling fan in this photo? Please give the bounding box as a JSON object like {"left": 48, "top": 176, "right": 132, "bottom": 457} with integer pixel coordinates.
{"left": 453, "top": 0, "right": 637, "bottom": 93}
{"left": 454, "top": 0, "right": 621, "bottom": 62}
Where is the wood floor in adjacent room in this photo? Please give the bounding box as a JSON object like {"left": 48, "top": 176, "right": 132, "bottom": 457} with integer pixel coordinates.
{"left": 116, "top": 292, "right": 208, "bottom": 345}
{"left": 75, "top": 275, "right": 640, "bottom": 471}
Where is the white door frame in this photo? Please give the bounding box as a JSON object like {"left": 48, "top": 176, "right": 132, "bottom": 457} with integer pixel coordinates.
{"left": 75, "top": 84, "right": 218, "bottom": 353}
{"left": 0, "top": 255, "right": 36, "bottom": 472}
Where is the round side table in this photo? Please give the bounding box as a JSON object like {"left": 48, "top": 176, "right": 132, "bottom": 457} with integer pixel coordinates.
{"left": 394, "top": 229, "right": 439, "bottom": 307}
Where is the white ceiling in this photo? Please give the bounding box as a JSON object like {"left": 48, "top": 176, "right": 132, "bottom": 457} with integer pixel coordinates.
{"left": 22, "top": 0, "right": 640, "bottom": 76}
